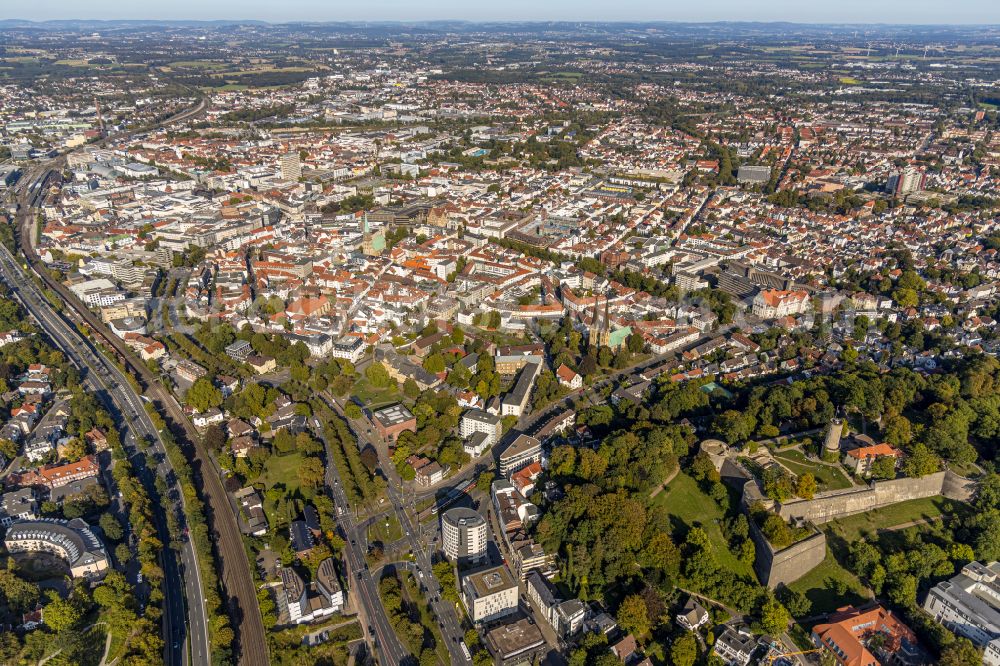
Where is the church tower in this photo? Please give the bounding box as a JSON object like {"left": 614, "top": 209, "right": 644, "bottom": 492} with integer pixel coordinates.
{"left": 589, "top": 295, "right": 611, "bottom": 349}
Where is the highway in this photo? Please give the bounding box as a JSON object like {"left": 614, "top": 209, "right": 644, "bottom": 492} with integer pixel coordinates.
{"left": 7, "top": 90, "right": 269, "bottom": 666}
{"left": 14, "top": 202, "right": 269, "bottom": 666}
{"left": 0, "top": 241, "right": 209, "bottom": 666}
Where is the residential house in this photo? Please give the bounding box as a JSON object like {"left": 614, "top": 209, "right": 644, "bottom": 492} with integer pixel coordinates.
{"left": 555, "top": 364, "right": 582, "bottom": 390}
{"left": 234, "top": 487, "right": 268, "bottom": 536}
{"left": 676, "top": 597, "right": 709, "bottom": 631}
{"left": 812, "top": 604, "right": 927, "bottom": 666}
{"left": 273, "top": 558, "right": 344, "bottom": 625}
{"left": 713, "top": 626, "right": 756, "bottom": 666}
{"left": 0, "top": 488, "right": 39, "bottom": 526}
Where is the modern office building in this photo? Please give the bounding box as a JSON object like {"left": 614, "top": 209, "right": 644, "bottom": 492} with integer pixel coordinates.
{"left": 460, "top": 564, "right": 519, "bottom": 624}
{"left": 923, "top": 561, "right": 1000, "bottom": 665}
{"left": 498, "top": 434, "right": 542, "bottom": 477}
{"left": 441, "top": 507, "right": 488, "bottom": 566}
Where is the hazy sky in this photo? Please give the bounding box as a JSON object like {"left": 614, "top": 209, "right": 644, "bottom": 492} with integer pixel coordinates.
{"left": 10, "top": 0, "right": 1000, "bottom": 24}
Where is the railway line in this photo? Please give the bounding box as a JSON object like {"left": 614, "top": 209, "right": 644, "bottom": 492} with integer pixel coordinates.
{"left": 0, "top": 240, "right": 204, "bottom": 666}
{"left": 11, "top": 92, "right": 268, "bottom": 666}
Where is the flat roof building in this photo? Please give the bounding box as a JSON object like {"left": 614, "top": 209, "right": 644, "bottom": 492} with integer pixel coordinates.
{"left": 461, "top": 564, "right": 518, "bottom": 624}
{"left": 484, "top": 617, "right": 547, "bottom": 666}
{"left": 499, "top": 434, "right": 542, "bottom": 477}
{"left": 280, "top": 151, "right": 302, "bottom": 182}
{"left": 460, "top": 409, "right": 502, "bottom": 451}
{"left": 442, "top": 507, "right": 488, "bottom": 566}
{"left": 923, "top": 561, "right": 1000, "bottom": 661}
{"left": 737, "top": 165, "right": 771, "bottom": 184}
{"left": 371, "top": 403, "right": 417, "bottom": 442}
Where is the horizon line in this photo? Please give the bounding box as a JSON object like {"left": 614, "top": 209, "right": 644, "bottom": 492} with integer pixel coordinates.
{"left": 3, "top": 18, "right": 1000, "bottom": 27}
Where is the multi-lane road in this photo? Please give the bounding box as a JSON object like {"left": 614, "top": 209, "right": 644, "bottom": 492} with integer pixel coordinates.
{"left": 14, "top": 197, "right": 269, "bottom": 666}
{"left": 4, "top": 90, "right": 273, "bottom": 666}
{"left": 317, "top": 421, "right": 411, "bottom": 666}
{"left": 320, "top": 397, "right": 473, "bottom": 666}
{"left": 0, "top": 241, "right": 209, "bottom": 666}
{"left": 311, "top": 332, "right": 729, "bottom": 665}
{"left": 383, "top": 472, "right": 471, "bottom": 665}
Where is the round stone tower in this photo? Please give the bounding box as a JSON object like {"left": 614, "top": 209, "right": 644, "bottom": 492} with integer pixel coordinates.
{"left": 824, "top": 418, "right": 844, "bottom": 456}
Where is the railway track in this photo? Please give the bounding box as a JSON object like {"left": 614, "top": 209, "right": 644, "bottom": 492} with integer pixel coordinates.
{"left": 17, "top": 206, "right": 269, "bottom": 666}
{"left": 13, "top": 93, "right": 268, "bottom": 666}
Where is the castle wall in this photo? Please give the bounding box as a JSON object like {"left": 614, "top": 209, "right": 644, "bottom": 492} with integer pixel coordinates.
{"left": 743, "top": 468, "right": 976, "bottom": 588}
{"left": 776, "top": 470, "right": 976, "bottom": 524}
{"left": 748, "top": 518, "right": 827, "bottom": 589}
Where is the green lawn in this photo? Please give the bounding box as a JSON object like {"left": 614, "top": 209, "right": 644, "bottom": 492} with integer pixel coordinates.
{"left": 823, "top": 496, "right": 959, "bottom": 542}
{"left": 257, "top": 452, "right": 305, "bottom": 521}
{"left": 369, "top": 513, "right": 403, "bottom": 545}
{"left": 772, "top": 450, "right": 853, "bottom": 491}
{"left": 259, "top": 451, "right": 304, "bottom": 491}
{"left": 653, "top": 473, "right": 753, "bottom": 578}
{"left": 788, "top": 548, "right": 871, "bottom": 614}
{"left": 351, "top": 378, "right": 401, "bottom": 409}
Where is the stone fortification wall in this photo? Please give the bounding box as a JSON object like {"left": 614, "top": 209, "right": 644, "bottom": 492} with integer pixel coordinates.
{"left": 748, "top": 515, "right": 827, "bottom": 589}
{"left": 776, "top": 470, "right": 975, "bottom": 524}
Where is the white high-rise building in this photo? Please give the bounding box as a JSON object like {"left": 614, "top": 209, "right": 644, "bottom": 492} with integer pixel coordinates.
{"left": 459, "top": 409, "right": 502, "bottom": 446}
{"left": 280, "top": 151, "right": 301, "bottom": 182}
{"left": 441, "top": 507, "right": 488, "bottom": 566}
